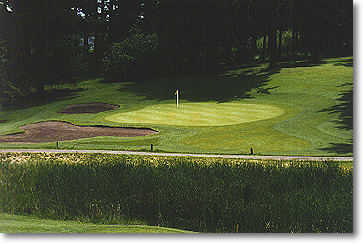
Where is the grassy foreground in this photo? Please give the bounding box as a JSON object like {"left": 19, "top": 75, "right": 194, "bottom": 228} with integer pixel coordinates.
{"left": 0, "top": 57, "right": 353, "bottom": 156}
{"left": 0, "top": 213, "right": 193, "bottom": 233}
{"left": 0, "top": 152, "right": 353, "bottom": 233}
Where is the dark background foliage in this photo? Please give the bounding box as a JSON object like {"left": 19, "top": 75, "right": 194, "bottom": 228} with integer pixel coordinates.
{"left": 0, "top": 0, "right": 353, "bottom": 104}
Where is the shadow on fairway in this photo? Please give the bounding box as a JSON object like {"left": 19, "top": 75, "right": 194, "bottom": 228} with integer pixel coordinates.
{"left": 334, "top": 58, "right": 353, "bottom": 67}
{"left": 320, "top": 142, "right": 353, "bottom": 155}
{"left": 117, "top": 58, "right": 331, "bottom": 104}
{"left": 2, "top": 88, "right": 85, "bottom": 110}
{"left": 119, "top": 64, "right": 281, "bottom": 103}
{"left": 277, "top": 59, "right": 327, "bottom": 69}
{"left": 319, "top": 84, "right": 353, "bottom": 154}
{"left": 320, "top": 87, "right": 353, "bottom": 131}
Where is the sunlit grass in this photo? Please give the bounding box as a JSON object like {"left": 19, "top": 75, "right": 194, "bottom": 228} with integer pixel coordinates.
{"left": 106, "top": 102, "right": 284, "bottom": 126}
{"left": 0, "top": 57, "right": 353, "bottom": 155}
{"left": 0, "top": 213, "right": 194, "bottom": 233}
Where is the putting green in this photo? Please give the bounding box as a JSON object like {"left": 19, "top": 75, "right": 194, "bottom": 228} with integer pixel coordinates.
{"left": 106, "top": 102, "right": 284, "bottom": 126}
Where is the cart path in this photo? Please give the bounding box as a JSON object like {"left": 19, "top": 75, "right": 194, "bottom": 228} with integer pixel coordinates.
{"left": 0, "top": 149, "right": 353, "bottom": 161}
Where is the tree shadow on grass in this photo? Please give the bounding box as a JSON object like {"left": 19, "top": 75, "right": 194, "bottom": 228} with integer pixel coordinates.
{"left": 119, "top": 63, "right": 281, "bottom": 104}
{"left": 2, "top": 88, "right": 85, "bottom": 110}
{"left": 321, "top": 87, "right": 353, "bottom": 131}
{"left": 334, "top": 58, "right": 353, "bottom": 67}
{"left": 319, "top": 84, "right": 353, "bottom": 154}
{"left": 321, "top": 142, "right": 353, "bottom": 155}
{"left": 278, "top": 59, "right": 327, "bottom": 69}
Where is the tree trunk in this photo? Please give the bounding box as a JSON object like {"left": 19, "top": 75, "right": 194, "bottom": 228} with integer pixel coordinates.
{"left": 252, "top": 35, "right": 257, "bottom": 59}
{"left": 289, "top": 0, "right": 295, "bottom": 60}
{"left": 93, "top": 32, "right": 102, "bottom": 74}
{"left": 84, "top": 31, "right": 89, "bottom": 55}
{"left": 203, "top": 22, "right": 208, "bottom": 72}
{"left": 94, "top": 0, "right": 106, "bottom": 74}
{"left": 7, "top": 2, "right": 28, "bottom": 93}
{"left": 34, "top": 0, "right": 50, "bottom": 93}
{"left": 269, "top": 27, "right": 277, "bottom": 68}
{"left": 262, "top": 33, "right": 267, "bottom": 61}
{"left": 291, "top": 27, "right": 295, "bottom": 58}
{"left": 40, "top": 0, "right": 50, "bottom": 92}
{"left": 278, "top": 29, "right": 283, "bottom": 58}
{"left": 268, "top": 25, "right": 272, "bottom": 58}
{"left": 294, "top": 31, "right": 299, "bottom": 55}
{"left": 311, "top": 34, "right": 321, "bottom": 62}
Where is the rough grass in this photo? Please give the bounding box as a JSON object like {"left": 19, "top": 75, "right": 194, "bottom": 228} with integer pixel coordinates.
{"left": 0, "top": 152, "right": 353, "bottom": 233}
{"left": 0, "top": 57, "right": 353, "bottom": 156}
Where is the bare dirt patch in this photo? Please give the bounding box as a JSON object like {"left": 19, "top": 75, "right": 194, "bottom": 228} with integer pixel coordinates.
{"left": 0, "top": 121, "right": 158, "bottom": 143}
{"left": 0, "top": 120, "right": 7, "bottom": 123}
{"left": 59, "top": 103, "right": 120, "bottom": 114}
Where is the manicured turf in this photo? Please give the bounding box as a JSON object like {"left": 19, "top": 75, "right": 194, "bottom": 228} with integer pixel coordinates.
{"left": 106, "top": 102, "right": 284, "bottom": 126}
{"left": 0, "top": 57, "right": 353, "bottom": 156}
{"left": 0, "top": 213, "right": 193, "bottom": 233}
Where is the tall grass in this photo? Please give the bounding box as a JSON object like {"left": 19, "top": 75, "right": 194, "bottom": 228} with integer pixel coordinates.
{"left": 0, "top": 153, "right": 352, "bottom": 233}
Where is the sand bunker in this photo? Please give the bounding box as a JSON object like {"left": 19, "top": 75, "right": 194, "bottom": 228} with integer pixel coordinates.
{"left": 0, "top": 121, "right": 158, "bottom": 143}
{"left": 59, "top": 103, "right": 119, "bottom": 114}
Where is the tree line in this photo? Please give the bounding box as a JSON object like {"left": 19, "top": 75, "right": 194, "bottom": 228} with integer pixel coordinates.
{"left": 0, "top": 0, "right": 352, "bottom": 105}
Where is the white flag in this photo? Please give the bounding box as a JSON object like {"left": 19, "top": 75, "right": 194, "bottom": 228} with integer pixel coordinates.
{"left": 175, "top": 89, "right": 179, "bottom": 107}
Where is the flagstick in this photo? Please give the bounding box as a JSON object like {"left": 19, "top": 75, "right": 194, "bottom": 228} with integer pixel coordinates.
{"left": 176, "top": 90, "right": 179, "bottom": 108}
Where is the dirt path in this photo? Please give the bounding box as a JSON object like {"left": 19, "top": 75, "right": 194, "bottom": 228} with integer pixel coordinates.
{"left": 0, "top": 149, "right": 353, "bottom": 161}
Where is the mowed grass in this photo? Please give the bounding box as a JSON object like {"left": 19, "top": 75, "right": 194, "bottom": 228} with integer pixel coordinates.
{"left": 106, "top": 102, "right": 284, "bottom": 126}
{"left": 0, "top": 213, "right": 193, "bottom": 233}
{"left": 0, "top": 57, "right": 353, "bottom": 155}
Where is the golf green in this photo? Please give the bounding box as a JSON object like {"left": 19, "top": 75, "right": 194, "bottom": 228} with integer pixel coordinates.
{"left": 106, "top": 102, "right": 284, "bottom": 126}
{"left": 0, "top": 57, "right": 352, "bottom": 155}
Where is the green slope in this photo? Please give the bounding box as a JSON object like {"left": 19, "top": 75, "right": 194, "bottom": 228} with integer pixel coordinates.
{"left": 0, "top": 57, "right": 353, "bottom": 156}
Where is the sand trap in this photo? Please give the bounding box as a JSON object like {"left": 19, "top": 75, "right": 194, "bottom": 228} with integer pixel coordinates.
{"left": 59, "top": 103, "right": 119, "bottom": 114}
{"left": 0, "top": 121, "right": 158, "bottom": 143}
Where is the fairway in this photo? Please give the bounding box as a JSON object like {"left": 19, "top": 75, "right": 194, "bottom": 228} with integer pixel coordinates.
{"left": 106, "top": 102, "right": 284, "bottom": 126}
{"left": 0, "top": 57, "right": 353, "bottom": 156}
{"left": 0, "top": 213, "right": 193, "bottom": 233}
